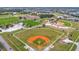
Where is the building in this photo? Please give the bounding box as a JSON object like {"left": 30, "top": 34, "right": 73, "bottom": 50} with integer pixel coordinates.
{"left": 19, "top": 15, "right": 40, "bottom": 20}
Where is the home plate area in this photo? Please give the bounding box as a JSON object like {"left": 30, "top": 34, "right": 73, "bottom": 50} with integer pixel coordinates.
{"left": 27, "top": 36, "right": 50, "bottom": 50}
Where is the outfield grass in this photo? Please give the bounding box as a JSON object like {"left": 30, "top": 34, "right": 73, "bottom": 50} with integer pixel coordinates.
{"left": 14, "top": 27, "right": 64, "bottom": 50}
{"left": 50, "top": 42, "right": 77, "bottom": 51}
{"left": 15, "top": 28, "right": 63, "bottom": 43}
{"left": 69, "top": 30, "right": 79, "bottom": 42}
{"left": 71, "top": 22, "right": 79, "bottom": 29}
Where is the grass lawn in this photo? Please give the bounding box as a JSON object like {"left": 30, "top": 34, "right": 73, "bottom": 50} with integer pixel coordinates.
{"left": 0, "top": 32, "right": 28, "bottom": 51}
{"left": 71, "top": 22, "right": 79, "bottom": 29}
{"left": 0, "top": 17, "right": 19, "bottom": 26}
{"left": 50, "top": 42, "right": 77, "bottom": 51}
{"left": 69, "top": 30, "right": 79, "bottom": 42}
{"left": 58, "top": 20, "right": 72, "bottom": 27}
{"left": 14, "top": 28, "right": 63, "bottom": 43}
{"left": 14, "top": 27, "right": 64, "bottom": 50}
{"left": 33, "top": 38, "right": 45, "bottom": 45}
{"left": 22, "top": 20, "right": 41, "bottom": 27}
{"left": 53, "top": 12, "right": 64, "bottom": 17}
{"left": 58, "top": 19, "right": 79, "bottom": 29}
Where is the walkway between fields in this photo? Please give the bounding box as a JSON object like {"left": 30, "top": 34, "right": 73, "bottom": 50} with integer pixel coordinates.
{"left": 75, "top": 42, "right": 79, "bottom": 51}
{"left": 45, "top": 21, "right": 74, "bottom": 30}
{"left": 0, "top": 23, "right": 24, "bottom": 32}
{"left": 62, "top": 37, "right": 79, "bottom": 51}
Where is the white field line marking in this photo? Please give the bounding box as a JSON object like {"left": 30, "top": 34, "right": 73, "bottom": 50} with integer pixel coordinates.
{"left": 7, "top": 38, "right": 21, "bottom": 51}
{"left": 14, "top": 27, "right": 63, "bottom": 37}
{"left": 43, "top": 33, "right": 64, "bottom": 51}
{"left": 44, "top": 30, "right": 64, "bottom": 50}
{"left": 14, "top": 27, "right": 64, "bottom": 45}
{"left": 13, "top": 34, "right": 35, "bottom": 51}
{"left": 13, "top": 27, "right": 64, "bottom": 51}
{"left": 13, "top": 23, "right": 63, "bottom": 35}
{"left": 69, "top": 36, "right": 79, "bottom": 51}
{"left": 52, "top": 33, "right": 64, "bottom": 45}
{"left": 14, "top": 27, "right": 36, "bottom": 35}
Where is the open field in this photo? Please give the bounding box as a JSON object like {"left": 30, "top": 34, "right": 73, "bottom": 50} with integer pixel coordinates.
{"left": 71, "top": 22, "right": 79, "bottom": 29}
{"left": 50, "top": 42, "right": 77, "bottom": 51}
{"left": 0, "top": 16, "right": 19, "bottom": 26}
{"left": 58, "top": 19, "right": 79, "bottom": 29}
{"left": 58, "top": 20, "right": 72, "bottom": 27}
{"left": 53, "top": 12, "right": 64, "bottom": 17}
{"left": 22, "top": 20, "right": 41, "bottom": 27}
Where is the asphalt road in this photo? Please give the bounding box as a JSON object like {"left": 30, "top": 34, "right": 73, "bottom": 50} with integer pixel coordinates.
{"left": 0, "top": 36, "right": 14, "bottom": 51}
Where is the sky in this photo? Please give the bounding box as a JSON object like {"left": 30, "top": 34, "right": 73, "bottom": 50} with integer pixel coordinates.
{"left": 0, "top": 0, "right": 79, "bottom": 7}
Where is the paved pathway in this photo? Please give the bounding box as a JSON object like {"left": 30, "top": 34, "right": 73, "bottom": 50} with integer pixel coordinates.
{"left": 45, "top": 21, "right": 74, "bottom": 30}
{"left": 0, "top": 36, "right": 14, "bottom": 51}
{"left": 62, "top": 38, "right": 79, "bottom": 51}
{"left": 43, "top": 44, "right": 54, "bottom": 51}
{"left": 75, "top": 42, "right": 79, "bottom": 51}
{"left": 0, "top": 23, "right": 24, "bottom": 32}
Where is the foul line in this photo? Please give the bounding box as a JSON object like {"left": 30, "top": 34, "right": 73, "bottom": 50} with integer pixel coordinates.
{"left": 69, "top": 35, "right": 79, "bottom": 51}
{"left": 13, "top": 27, "right": 65, "bottom": 51}
{"left": 52, "top": 33, "right": 64, "bottom": 45}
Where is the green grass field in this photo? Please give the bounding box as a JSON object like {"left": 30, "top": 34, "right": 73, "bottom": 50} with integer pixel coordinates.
{"left": 50, "top": 42, "right": 77, "bottom": 51}
{"left": 69, "top": 30, "right": 79, "bottom": 42}
{"left": 0, "top": 15, "right": 41, "bottom": 28}
{"left": 0, "top": 13, "right": 78, "bottom": 51}
{"left": 0, "top": 16, "right": 19, "bottom": 26}
{"left": 0, "top": 22, "right": 77, "bottom": 51}
{"left": 14, "top": 28, "right": 63, "bottom": 43}
{"left": 22, "top": 20, "right": 41, "bottom": 27}
{"left": 53, "top": 12, "right": 64, "bottom": 17}
{"left": 13, "top": 27, "right": 66, "bottom": 50}
{"left": 58, "top": 20, "right": 72, "bottom": 27}
{"left": 71, "top": 22, "right": 79, "bottom": 29}
{"left": 0, "top": 32, "right": 28, "bottom": 51}
{"left": 58, "top": 19, "right": 79, "bottom": 29}
{"left": 33, "top": 38, "right": 45, "bottom": 45}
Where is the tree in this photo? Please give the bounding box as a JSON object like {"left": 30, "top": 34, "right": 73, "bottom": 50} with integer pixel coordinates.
{"left": 42, "top": 24, "right": 46, "bottom": 27}
{"left": 39, "top": 14, "right": 54, "bottom": 18}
